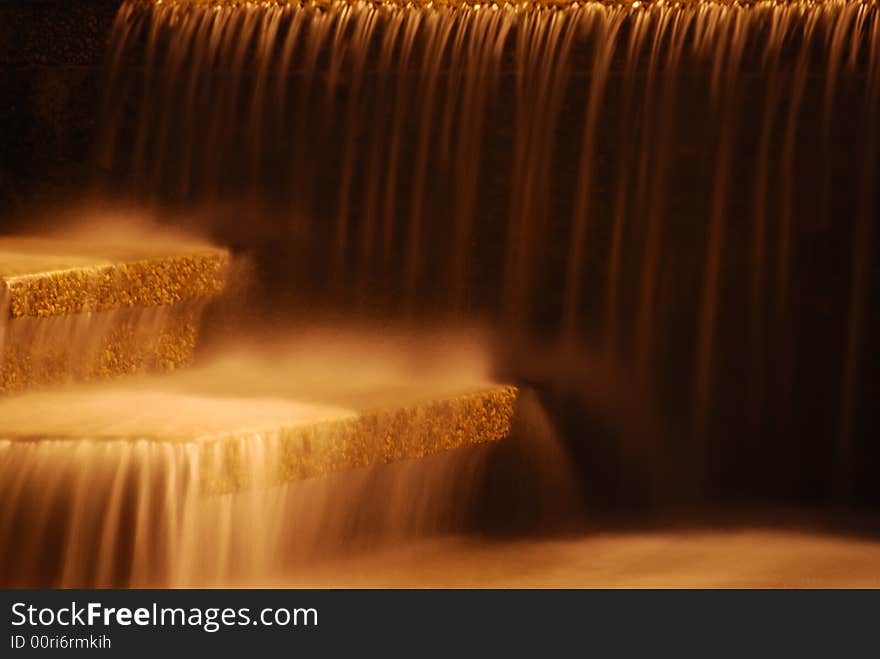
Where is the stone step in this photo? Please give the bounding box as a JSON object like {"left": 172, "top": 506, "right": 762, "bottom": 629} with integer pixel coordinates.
{"left": 0, "top": 377, "right": 518, "bottom": 490}
{"left": 0, "top": 234, "right": 229, "bottom": 394}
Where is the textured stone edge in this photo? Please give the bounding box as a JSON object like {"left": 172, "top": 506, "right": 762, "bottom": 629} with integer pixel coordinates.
{"left": 0, "top": 383, "right": 518, "bottom": 491}
{"left": 2, "top": 249, "right": 230, "bottom": 319}
{"left": 200, "top": 384, "right": 519, "bottom": 492}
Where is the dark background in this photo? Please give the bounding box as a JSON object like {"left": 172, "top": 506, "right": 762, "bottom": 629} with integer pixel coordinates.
{"left": 0, "top": 0, "right": 117, "bottom": 219}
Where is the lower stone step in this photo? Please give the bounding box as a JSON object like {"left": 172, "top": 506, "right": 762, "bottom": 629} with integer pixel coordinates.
{"left": 0, "top": 378, "right": 517, "bottom": 489}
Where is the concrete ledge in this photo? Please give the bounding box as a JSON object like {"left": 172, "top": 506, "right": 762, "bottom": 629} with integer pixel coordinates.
{"left": 203, "top": 384, "right": 518, "bottom": 492}
{"left": 0, "top": 235, "right": 229, "bottom": 393}
{"left": 0, "top": 237, "right": 229, "bottom": 318}
{"left": 0, "top": 382, "right": 519, "bottom": 491}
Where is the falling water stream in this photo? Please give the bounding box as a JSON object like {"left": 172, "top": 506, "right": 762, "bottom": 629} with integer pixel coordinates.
{"left": 2, "top": 0, "right": 880, "bottom": 586}
{"left": 99, "top": 0, "right": 880, "bottom": 477}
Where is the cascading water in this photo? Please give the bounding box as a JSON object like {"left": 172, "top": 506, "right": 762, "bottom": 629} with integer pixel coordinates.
{"left": 2, "top": 0, "right": 879, "bottom": 586}
{"left": 98, "top": 0, "right": 880, "bottom": 500}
